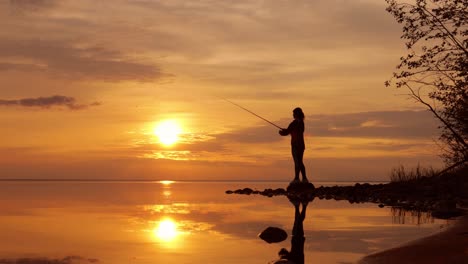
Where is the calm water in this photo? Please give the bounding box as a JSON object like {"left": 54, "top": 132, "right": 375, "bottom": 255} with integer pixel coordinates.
{"left": 0, "top": 181, "right": 452, "bottom": 264}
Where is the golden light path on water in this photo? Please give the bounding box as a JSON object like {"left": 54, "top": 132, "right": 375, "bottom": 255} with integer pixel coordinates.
{"left": 154, "top": 218, "right": 179, "bottom": 242}
{"left": 160, "top": 180, "right": 175, "bottom": 185}
{"left": 153, "top": 180, "right": 180, "bottom": 245}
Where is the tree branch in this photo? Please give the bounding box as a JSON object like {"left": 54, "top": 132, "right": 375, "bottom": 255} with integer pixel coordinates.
{"left": 406, "top": 84, "right": 468, "bottom": 150}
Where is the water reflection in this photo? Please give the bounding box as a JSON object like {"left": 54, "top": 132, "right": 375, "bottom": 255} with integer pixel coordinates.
{"left": 0, "top": 181, "right": 451, "bottom": 264}
{"left": 154, "top": 218, "right": 179, "bottom": 242}
{"left": 152, "top": 181, "right": 182, "bottom": 246}
{"left": 161, "top": 181, "right": 173, "bottom": 199}
{"left": 160, "top": 180, "right": 175, "bottom": 185}
{"left": 391, "top": 207, "right": 434, "bottom": 225}
{"left": 163, "top": 190, "right": 172, "bottom": 197}
{"left": 268, "top": 194, "right": 313, "bottom": 264}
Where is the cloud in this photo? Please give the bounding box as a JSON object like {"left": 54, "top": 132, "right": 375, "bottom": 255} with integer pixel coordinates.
{"left": 0, "top": 95, "right": 101, "bottom": 110}
{"left": 1, "top": 0, "right": 400, "bottom": 93}
{"left": 122, "top": 110, "right": 439, "bottom": 163}
{"left": 9, "top": 0, "right": 57, "bottom": 11}
{"left": 0, "top": 256, "right": 98, "bottom": 264}
{"left": 0, "top": 39, "right": 164, "bottom": 81}
{"left": 217, "top": 124, "right": 280, "bottom": 144}
{"left": 0, "top": 145, "right": 443, "bottom": 181}
{"left": 307, "top": 110, "right": 439, "bottom": 138}
{"left": 218, "top": 110, "right": 439, "bottom": 145}
{"left": 0, "top": 62, "right": 42, "bottom": 71}
{"left": 131, "top": 0, "right": 400, "bottom": 49}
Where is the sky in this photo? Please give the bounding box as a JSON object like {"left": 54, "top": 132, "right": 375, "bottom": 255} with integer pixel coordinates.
{"left": 0, "top": 0, "right": 443, "bottom": 181}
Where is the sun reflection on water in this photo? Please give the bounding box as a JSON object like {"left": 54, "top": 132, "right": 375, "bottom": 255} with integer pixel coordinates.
{"left": 154, "top": 218, "right": 179, "bottom": 242}
{"left": 159, "top": 180, "right": 175, "bottom": 185}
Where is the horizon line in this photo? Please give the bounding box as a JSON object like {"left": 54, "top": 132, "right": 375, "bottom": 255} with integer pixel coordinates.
{"left": 0, "top": 178, "right": 389, "bottom": 183}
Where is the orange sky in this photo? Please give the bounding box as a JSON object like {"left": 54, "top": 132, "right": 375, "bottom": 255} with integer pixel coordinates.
{"left": 0, "top": 0, "right": 443, "bottom": 181}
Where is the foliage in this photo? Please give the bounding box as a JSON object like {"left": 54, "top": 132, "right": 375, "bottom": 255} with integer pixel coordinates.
{"left": 389, "top": 164, "right": 439, "bottom": 182}
{"left": 385, "top": 0, "right": 468, "bottom": 169}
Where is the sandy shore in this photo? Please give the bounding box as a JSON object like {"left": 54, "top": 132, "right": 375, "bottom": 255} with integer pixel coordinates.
{"left": 359, "top": 212, "right": 468, "bottom": 264}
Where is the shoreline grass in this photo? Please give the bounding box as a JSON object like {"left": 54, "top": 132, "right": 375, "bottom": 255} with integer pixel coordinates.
{"left": 389, "top": 164, "right": 440, "bottom": 183}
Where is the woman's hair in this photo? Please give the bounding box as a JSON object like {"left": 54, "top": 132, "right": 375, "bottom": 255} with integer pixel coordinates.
{"left": 293, "top": 107, "right": 305, "bottom": 120}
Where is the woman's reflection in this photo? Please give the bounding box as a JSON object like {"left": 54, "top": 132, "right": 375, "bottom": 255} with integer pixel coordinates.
{"left": 270, "top": 195, "right": 311, "bottom": 264}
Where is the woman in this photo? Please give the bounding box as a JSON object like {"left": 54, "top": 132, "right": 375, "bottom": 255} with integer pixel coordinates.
{"left": 279, "top": 107, "right": 308, "bottom": 183}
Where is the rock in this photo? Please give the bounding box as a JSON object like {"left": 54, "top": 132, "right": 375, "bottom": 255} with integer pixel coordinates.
{"left": 431, "top": 209, "right": 464, "bottom": 219}
{"left": 242, "top": 188, "right": 253, "bottom": 195}
{"left": 431, "top": 199, "right": 463, "bottom": 219}
{"left": 287, "top": 182, "right": 315, "bottom": 192}
{"left": 306, "top": 193, "right": 315, "bottom": 201}
{"left": 258, "top": 227, "right": 288, "bottom": 243}
{"left": 273, "top": 188, "right": 287, "bottom": 195}
{"left": 434, "top": 199, "right": 456, "bottom": 211}
{"left": 457, "top": 199, "right": 468, "bottom": 207}
{"left": 225, "top": 172, "right": 467, "bottom": 214}
{"left": 270, "top": 260, "right": 295, "bottom": 264}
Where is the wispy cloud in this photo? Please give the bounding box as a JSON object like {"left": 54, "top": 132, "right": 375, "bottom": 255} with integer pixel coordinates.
{"left": 9, "top": 0, "right": 57, "bottom": 11}
{"left": 218, "top": 110, "right": 439, "bottom": 145}
{"left": 0, "top": 95, "right": 101, "bottom": 110}
{"left": 0, "top": 39, "right": 164, "bottom": 82}
{"left": 0, "top": 256, "right": 98, "bottom": 264}
{"left": 307, "top": 110, "right": 439, "bottom": 138}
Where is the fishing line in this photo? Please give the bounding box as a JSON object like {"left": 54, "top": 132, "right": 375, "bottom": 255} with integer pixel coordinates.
{"left": 218, "top": 97, "right": 283, "bottom": 129}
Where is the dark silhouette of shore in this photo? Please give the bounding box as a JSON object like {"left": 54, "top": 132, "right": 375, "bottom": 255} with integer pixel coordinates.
{"left": 227, "top": 168, "right": 467, "bottom": 219}
{"left": 228, "top": 167, "right": 468, "bottom": 263}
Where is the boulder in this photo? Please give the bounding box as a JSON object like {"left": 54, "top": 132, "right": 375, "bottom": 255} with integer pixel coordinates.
{"left": 286, "top": 181, "right": 315, "bottom": 192}
{"left": 269, "top": 260, "right": 295, "bottom": 264}
{"left": 431, "top": 199, "right": 463, "bottom": 219}
{"left": 258, "top": 227, "right": 288, "bottom": 243}
{"left": 242, "top": 188, "right": 253, "bottom": 195}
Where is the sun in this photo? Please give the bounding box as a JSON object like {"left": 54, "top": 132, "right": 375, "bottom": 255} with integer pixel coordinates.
{"left": 154, "top": 120, "right": 182, "bottom": 146}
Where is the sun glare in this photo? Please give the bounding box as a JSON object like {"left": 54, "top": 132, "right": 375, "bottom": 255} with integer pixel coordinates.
{"left": 154, "top": 120, "right": 182, "bottom": 146}
{"left": 160, "top": 180, "right": 175, "bottom": 185}
{"left": 154, "top": 219, "right": 178, "bottom": 242}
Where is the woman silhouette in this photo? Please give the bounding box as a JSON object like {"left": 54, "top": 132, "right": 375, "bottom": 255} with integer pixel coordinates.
{"left": 279, "top": 107, "right": 308, "bottom": 184}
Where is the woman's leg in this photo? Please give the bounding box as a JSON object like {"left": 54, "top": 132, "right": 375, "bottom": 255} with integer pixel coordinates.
{"left": 296, "top": 148, "right": 307, "bottom": 182}
{"left": 291, "top": 147, "right": 300, "bottom": 181}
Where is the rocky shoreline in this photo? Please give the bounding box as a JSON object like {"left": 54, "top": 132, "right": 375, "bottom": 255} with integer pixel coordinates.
{"left": 226, "top": 172, "right": 468, "bottom": 219}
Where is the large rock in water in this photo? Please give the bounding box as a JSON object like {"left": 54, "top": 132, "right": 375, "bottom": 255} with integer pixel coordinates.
{"left": 258, "top": 227, "right": 288, "bottom": 243}
{"left": 287, "top": 181, "right": 315, "bottom": 192}
{"left": 269, "top": 260, "right": 295, "bottom": 264}
{"left": 431, "top": 199, "right": 463, "bottom": 219}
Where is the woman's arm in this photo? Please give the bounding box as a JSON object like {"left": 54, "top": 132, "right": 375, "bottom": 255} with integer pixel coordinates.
{"left": 279, "top": 121, "right": 294, "bottom": 136}
{"left": 279, "top": 128, "right": 289, "bottom": 136}
{"left": 280, "top": 120, "right": 298, "bottom": 135}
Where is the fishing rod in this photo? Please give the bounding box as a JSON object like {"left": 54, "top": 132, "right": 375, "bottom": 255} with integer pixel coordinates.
{"left": 219, "top": 97, "right": 283, "bottom": 130}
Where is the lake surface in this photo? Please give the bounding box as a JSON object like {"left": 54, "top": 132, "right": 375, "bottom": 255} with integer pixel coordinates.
{"left": 0, "top": 181, "right": 453, "bottom": 264}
